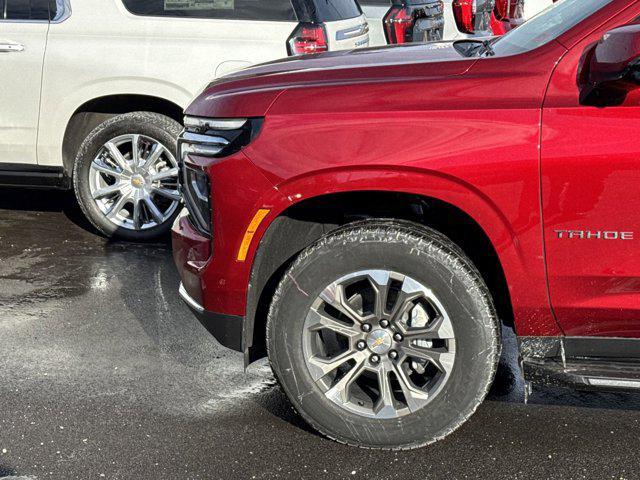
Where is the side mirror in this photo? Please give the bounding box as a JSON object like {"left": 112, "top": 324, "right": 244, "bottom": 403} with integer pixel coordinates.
{"left": 581, "top": 25, "right": 640, "bottom": 104}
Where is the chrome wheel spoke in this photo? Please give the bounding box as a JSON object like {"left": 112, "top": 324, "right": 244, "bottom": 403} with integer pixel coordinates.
{"left": 150, "top": 167, "right": 178, "bottom": 182}
{"left": 92, "top": 183, "right": 123, "bottom": 200}
{"left": 105, "top": 141, "right": 131, "bottom": 173}
{"left": 143, "top": 197, "right": 164, "bottom": 225}
{"left": 151, "top": 186, "right": 181, "bottom": 202}
{"left": 132, "top": 198, "right": 143, "bottom": 231}
{"left": 141, "top": 142, "right": 164, "bottom": 171}
{"left": 92, "top": 160, "right": 125, "bottom": 179}
{"left": 131, "top": 134, "right": 141, "bottom": 166}
{"left": 107, "top": 193, "right": 131, "bottom": 220}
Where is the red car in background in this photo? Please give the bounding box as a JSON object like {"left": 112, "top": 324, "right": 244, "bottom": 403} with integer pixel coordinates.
{"left": 174, "top": 0, "right": 640, "bottom": 449}
{"left": 491, "top": 0, "right": 526, "bottom": 34}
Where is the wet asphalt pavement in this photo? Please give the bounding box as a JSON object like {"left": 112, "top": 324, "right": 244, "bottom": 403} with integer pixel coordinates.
{"left": 2, "top": 189, "right": 640, "bottom": 480}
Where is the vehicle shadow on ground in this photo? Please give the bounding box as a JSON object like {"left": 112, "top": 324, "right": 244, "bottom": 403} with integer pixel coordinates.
{"left": 251, "top": 365, "right": 640, "bottom": 445}
{"left": 251, "top": 327, "right": 640, "bottom": 439}
{"left": 0, "top": 187, "right": 173, "bottom": 246}
{"left": 0, "top": 464, "right": 17, "bottom": 477}
{"left": 0, "top": 187, "right": 96, "bottom": 233}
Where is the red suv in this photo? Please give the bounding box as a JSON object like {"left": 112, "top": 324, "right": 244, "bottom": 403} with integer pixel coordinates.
{"left": 173, "top": 0, "right": 640, "bottom": 449}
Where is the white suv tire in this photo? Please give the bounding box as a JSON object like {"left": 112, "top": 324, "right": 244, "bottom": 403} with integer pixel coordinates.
{"left": 73, "top": 112, "right": 183, "bottom": 241}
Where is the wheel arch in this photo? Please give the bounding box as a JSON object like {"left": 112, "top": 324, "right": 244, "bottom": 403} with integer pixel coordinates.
{"left": 245, "top": 189, "right": 516, "bottom": 364}
{"left": 61, "top": 94, "right": 185, "bottom": 177}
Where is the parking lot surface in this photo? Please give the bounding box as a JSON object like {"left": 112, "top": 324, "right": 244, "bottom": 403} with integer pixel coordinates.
{"left": 2, "top": 190, "right": 640, "bottom": 480}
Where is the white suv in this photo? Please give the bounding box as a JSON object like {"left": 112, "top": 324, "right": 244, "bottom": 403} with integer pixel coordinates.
{"left": 0, "top": 0, "right": 369, "bottom": 240}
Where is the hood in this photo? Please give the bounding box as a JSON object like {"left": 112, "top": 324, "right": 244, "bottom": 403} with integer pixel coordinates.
{"left": 186, "top": 42, "right": 478, "bottom": 118}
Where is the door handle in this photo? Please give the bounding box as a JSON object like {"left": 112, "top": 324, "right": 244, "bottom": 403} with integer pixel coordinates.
{"left": 0, "top": 42, "right": 25, "bottom": 53}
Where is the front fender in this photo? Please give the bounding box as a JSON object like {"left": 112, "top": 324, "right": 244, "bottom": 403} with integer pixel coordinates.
{"left": 244, "top": 165, "right": 560, "bottom": 341}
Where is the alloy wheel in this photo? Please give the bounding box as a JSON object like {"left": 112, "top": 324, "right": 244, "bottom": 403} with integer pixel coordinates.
{"left": 88, "top": 134, "right": 180, "bottom": 231}
{"left": 302, "top": 269, "right": 456, "bottom": 419}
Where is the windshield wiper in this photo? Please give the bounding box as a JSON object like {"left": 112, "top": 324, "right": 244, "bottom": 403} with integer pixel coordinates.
{"left": 476, "top": 40, "right": 496, "bottom": 57}
{"left": 453, "top": 39, "right": 497, "bottom": 58}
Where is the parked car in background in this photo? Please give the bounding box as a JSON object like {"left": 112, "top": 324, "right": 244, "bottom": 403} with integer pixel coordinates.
{"left": 381, "top": 0, "right": 446, "bottom": 44}
{"left": 492, "top": 0, "right": 555, "bottom": 33}
{"left": 362, "top": 0, "right": 552, "bottom": 45}
{"left": 174, "top": 0, "right": 640, "bottom": 449}
{"left": 363, "top": 0, "right": 496, "bottom": 44}
{"left": 0, "top": 0, "right": 369, "bottom": 241}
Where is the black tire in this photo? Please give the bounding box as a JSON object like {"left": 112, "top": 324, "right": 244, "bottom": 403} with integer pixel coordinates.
{"left": 73, "top": 111, "right": 182, "bottom": 241}
{"left": 267, "top": 220, "right": 501, "bottom": 449}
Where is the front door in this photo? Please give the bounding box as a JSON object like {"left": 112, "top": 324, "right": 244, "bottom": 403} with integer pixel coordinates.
{"left": 542, "top": 9, "right": 640, "bottom": 337}
{"left": 0, "top": 0, "right": 50, "bottom": 165}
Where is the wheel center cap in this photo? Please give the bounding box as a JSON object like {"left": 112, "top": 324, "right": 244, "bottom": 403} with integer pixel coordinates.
{"left": 366, "top": 329, "right": 393, "bottom": 355}
{"left": 131, "top": 175, "right": 145, "bottom": 189}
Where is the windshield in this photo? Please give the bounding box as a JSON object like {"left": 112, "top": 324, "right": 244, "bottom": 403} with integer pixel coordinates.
{"left": 491, "top": 0, "right": 615, "bottom": 56}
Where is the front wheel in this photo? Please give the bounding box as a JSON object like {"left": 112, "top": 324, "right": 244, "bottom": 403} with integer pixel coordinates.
{"left": 73, "top": 112, "right": 182, "bottom": 241}
{"left": 267, "top": 220, "right": 500, "bottom": 449}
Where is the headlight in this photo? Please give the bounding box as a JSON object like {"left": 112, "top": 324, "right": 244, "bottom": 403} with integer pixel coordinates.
{"left": 179, "top": 116, "right": 263, "bottom": 161}
{"left": 178, "top": 116, "right": 263, "bottom": 237}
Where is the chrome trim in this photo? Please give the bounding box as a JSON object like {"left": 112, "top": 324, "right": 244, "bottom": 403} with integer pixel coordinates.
{"left": 181, "top": 143, "right": 226, "bottom": 158}
{"left": 179, "top": 283, "right": 204, "bottom": 313}
{"left": 587, "top": 378, "right": 640, "bottom": 389}
{"left": 180, "top": 132, "right": 230, "bottom": 159}
{"left": 184, "top": 116, "right": 247, "bottom": 131}
{"left": 181, "top": 131, "right": 230, "bottom": 146}
{"left": 336, "top": 23, "right": 370, "bottom": 41}
{"left": 0, "top": 42, "right": 24, "bottom": 53}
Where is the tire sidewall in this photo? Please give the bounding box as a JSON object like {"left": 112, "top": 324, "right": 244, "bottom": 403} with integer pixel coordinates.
{"left": 73, "top": 112, "right": 182, "bottom": 241}
{"left": 268, "top": 223, "right": 500, "bottom": 449}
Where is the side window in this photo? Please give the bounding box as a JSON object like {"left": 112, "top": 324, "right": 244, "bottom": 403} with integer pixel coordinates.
{"left": 122, "top": 0, "right": 297, "bottom": 22}
{"left": 3, "top": 0, "right": 51, "bottom": 20}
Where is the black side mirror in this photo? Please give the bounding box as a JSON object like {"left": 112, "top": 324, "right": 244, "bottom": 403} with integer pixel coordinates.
{"left": 580, "top": 24, "right": 640, "bottom": 105}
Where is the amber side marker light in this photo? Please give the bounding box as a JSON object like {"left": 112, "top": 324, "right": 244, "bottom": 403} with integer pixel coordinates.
{"left": 237, "top": 209, "right": 271, "bottom": 262}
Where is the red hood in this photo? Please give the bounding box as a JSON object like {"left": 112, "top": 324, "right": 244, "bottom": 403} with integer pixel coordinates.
{"left": 186, "top": 42, "right": 478, "bottom": 118}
